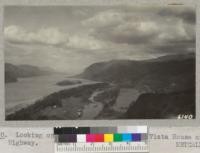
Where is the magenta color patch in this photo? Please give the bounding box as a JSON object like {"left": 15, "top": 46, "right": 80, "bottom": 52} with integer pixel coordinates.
{"left": 86, "top": 134, "right": 95, "bottom": 142}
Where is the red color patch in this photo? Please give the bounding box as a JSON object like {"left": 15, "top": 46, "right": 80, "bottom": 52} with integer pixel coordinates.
{"left": 94, "top": 134, "right": 104, "bottom": 142}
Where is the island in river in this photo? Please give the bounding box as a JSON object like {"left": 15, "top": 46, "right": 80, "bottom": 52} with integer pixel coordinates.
{"left": 5, "top": 73, "right": 141, "bottom": 120}
{"left": 6, "top": 78, "right": 121, "bottom": 120}
{"left": 5, "top": 53, "right": 195, "bottom": 120}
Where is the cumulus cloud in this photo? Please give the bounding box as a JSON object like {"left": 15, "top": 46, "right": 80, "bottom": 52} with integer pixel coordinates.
{"left": 108, "top": 21, "right": 159, "bottom": 44}
{"left": 4, "top": 6, "right": 196, "bottom": 73}
{"left": 82, "top": 7, "right": 195, "bottom": 50}
{"left": 4, "top": 25, "right": 104, "bottom": 50}
{"left": 4, "top": 25, "right": 67, "bottom": 45}
{"left": 82, "top": 10, "right": 125, "bottom": 28}
{"left": 66, "top": 35, "right": 104, "bottom": 50}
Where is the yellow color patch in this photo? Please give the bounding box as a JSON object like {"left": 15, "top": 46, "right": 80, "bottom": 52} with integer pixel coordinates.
{"left": 104, "top": 134, "right": 113, "bottom": 142}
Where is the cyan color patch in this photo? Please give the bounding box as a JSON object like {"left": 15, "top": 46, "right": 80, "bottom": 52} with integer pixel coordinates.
{"left": 122, "top": 134, "right": 132, "bottom": 142}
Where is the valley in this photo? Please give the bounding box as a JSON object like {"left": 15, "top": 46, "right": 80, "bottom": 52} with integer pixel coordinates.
{"left": 5, "top": 53, "right": 196, "bottom": 120}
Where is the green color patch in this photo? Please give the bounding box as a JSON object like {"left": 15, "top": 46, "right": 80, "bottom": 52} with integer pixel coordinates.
{"left": 114, "top": 134, "right": 122, "bottom": 142}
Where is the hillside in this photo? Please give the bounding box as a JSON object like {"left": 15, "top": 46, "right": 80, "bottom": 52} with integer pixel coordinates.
{"left": 5, "top": 63, "right": 52, "bottom": 83}
{"left": 6, "top": 53, "right": 196, "bottom": 120}
{"left": 78, "top": 53, "right": 195, "bottom": 93}
{"left": 6, "top": 83, "right": 116, "bottom": 120}
{"left": 124, "top": 89, "right": 195, "bottom": 119}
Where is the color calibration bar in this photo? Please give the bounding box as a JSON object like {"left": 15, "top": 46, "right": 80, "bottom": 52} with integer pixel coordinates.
{"left": 54, "top": 126, "right": 147, "bottom": 135}
{"left": 54, "top": 126, "right": 148, "bottom": 152}
{"left": 55, "top": 133, "right": 147, "bottom": 143}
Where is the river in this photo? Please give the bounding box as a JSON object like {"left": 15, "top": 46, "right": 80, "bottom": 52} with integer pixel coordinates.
{"left": 5, "top": 74, "right": 98, "bottom": 115}
{"left": 5, "top": 74, "right": 141, "bottom": 119}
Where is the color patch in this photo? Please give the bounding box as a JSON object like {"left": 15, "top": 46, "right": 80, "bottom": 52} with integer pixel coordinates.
{"left": 122, "top": 134, "right": 132, "bottom": 142}
{"left": 54, "top": 127, "right": 90, "bottom": 134}
{"left": 104, "top": 134, "right": 113, "bottom": 142}
{"left": 58, "top": 134, "right": 77, "bottom": 142}
{"left": 54, "top": 126, "right": 147, "bottom": 134}
{"left": 141, "top": 133, "right": 148, "bottom": 141}
{"left": 54, "top": 126, "right": 147, "bottom": 143}
{"left": 86, "top": 134, "right": 95, "bottom": 142}
{"left": 114, "top": 133, "right": 122, "bottom": 142}
{"left": 77, "top": 134, "right": 86, "bottom": 142}
{"left": 132, "top": 133, "right": 141, "bottom": 141}
{"left": 94, "top": 134, "right": 104, "bottom": 142}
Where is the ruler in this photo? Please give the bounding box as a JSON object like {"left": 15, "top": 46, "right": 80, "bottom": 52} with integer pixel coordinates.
{"left": 55, "top": 142, "right": 148, "bottom": 152}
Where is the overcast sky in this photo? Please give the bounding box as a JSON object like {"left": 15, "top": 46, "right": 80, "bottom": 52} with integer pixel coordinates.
{"left": 4, "top": 5, "right": 195, "bottom": 74}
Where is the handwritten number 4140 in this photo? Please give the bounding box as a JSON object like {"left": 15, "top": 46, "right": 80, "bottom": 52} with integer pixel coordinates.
{"left": 177, "top": 114, "right": 193, "bottom": 119}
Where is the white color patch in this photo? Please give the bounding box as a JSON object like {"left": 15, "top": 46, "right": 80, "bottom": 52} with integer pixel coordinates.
{"left": 77, "top": 134, "right": 86, "bottom": 142}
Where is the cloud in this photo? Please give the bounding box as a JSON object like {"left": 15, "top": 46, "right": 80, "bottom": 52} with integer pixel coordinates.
{"left": 4, "top": 6, "right": 196, "bottom": 73}
{"left": 82, "top": 7, "right": 195, "bottom": 48}
{"left": 152, "top": 40, "right": 195, "bottom": 55}
{"left": 4, "top": 25, "right": 29, "bottom": 43}
{"left": 158, "top": 7, "right": 195, "bottom": 24}
{"left": 82, "top": 10, "right": 157, "bottom": 44}
{"left": 66, "top": 35, "right": 103, "bottom": 50}
{"left": 82, "top": 10, "right": 125, "bottom": 28}
{"left": 108, "top": 21, "right": 159, "bottom": 44}
{"left": 4, "top": 25, "right": 104, "bottom": 50}
{"left": 4, "top": 25, "right": 67, "bottom": 45}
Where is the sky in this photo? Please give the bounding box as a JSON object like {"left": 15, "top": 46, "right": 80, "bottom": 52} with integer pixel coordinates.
{"left": 4, "top": 5, "right": 195, "bottom": 74}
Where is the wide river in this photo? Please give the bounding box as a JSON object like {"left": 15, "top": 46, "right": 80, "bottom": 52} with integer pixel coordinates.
{"left": 5, "top": 74, "right": 97, "bottom": 115}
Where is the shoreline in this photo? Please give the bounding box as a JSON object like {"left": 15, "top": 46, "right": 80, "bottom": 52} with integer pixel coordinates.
{"left": 6, "top": 82, "right": 111, "bottom": 120}
{"left": 5, "top": 74, "right": 101, "bottom": 116}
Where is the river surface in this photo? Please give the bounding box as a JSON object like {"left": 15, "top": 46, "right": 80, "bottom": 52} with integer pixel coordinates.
{"left": 5, "top": 74, "right": 141, "bottom": 119}
{"left": 5, "top": 74, "right": 98, "bottom": 115}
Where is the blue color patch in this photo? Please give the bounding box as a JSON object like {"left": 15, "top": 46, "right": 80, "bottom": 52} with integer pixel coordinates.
{"left": 122, "top": 134, "right": 132, "bottom": 142}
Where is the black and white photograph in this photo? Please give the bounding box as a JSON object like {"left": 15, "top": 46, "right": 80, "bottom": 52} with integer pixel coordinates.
{"left": 4, "top": 5, "right": 195, "bottom": 120}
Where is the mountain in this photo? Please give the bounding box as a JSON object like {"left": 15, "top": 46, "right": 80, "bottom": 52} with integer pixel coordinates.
{"left": 78, "top": 53, "right": 195, "bottom": 93}
{"left": 124, "top": 88, "right": 195, "bottom": 119}
{"left": 5, "top": 63, "right": 52, "bottom": 83}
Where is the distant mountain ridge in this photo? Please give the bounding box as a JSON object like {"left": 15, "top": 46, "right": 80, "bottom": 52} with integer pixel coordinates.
{"left": 5, "top": 53, "right": 196, "bottom": 120}
{"left": 5, "top": 63, "right": 52, "bottom": 83}
{"left": 78, "top": 53, "right": 195, "bottom": 119}
{"left": 78, "top": 53, "right": 195, "bottom": 93}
